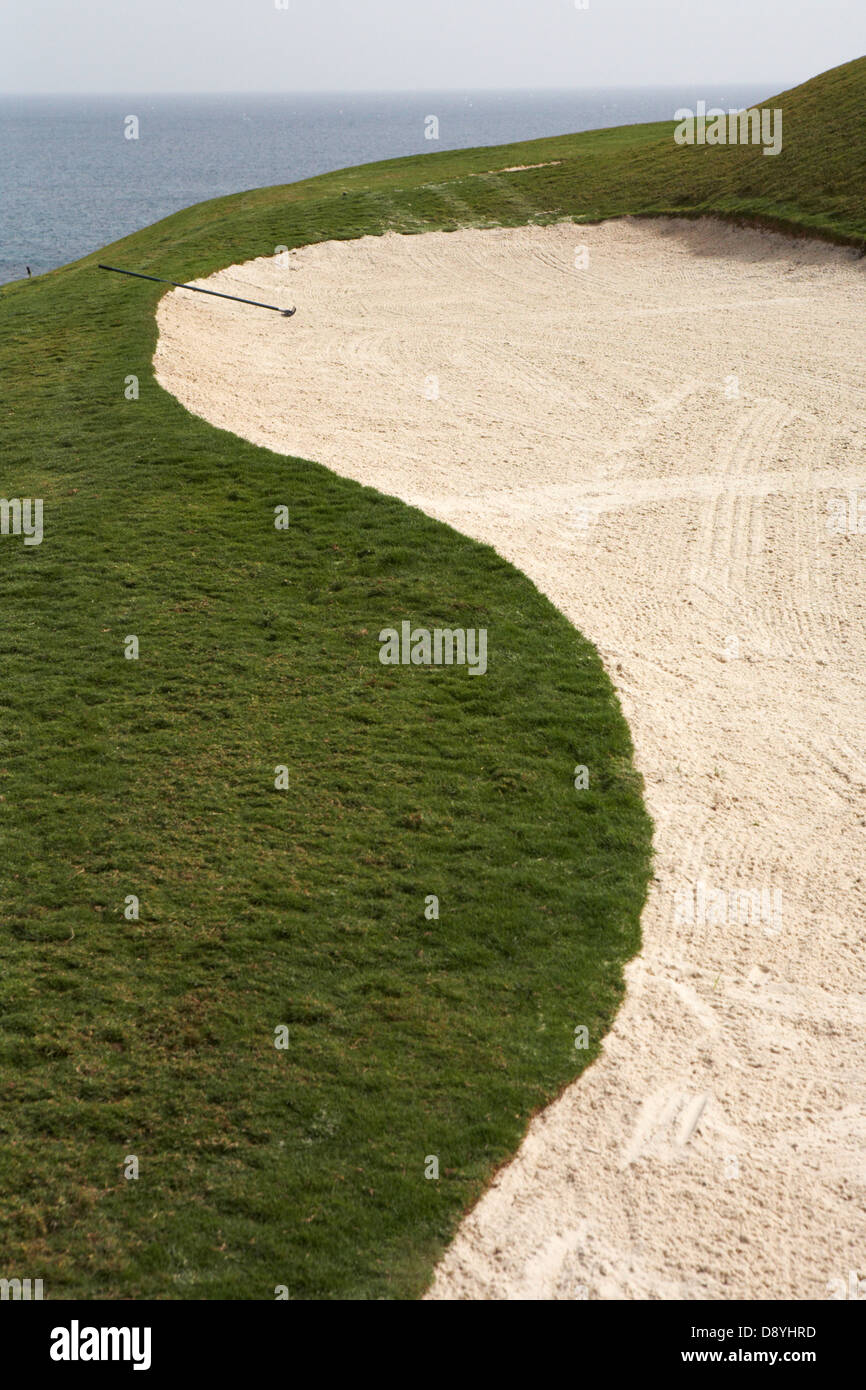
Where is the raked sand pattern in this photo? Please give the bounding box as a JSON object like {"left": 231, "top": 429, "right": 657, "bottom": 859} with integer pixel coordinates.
{"left": 155, "top": 218, "right": 866, "bottom": 1300}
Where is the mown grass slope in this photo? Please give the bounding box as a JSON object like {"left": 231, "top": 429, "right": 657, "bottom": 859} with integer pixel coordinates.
{"left": 0, "top": 55, "right": 861, "bottom": 1300}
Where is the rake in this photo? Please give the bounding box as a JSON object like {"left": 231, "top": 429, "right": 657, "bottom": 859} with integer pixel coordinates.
{"left": 98, "top": 264, "right": 297, "bottom": 317}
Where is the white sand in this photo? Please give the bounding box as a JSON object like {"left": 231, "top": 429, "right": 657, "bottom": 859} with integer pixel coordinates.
{"left": 155, "top": 218, "right": 866, "bottom": 1300}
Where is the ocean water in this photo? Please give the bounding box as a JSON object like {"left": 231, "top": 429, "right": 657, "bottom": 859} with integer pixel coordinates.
{"left": 0, "top": 87, "right": 771, "bottom": 286}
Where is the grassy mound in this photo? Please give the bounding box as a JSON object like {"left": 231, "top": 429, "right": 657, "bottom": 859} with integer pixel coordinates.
{"left": 1, "top": 55, "right": 861, "bottom": 1300}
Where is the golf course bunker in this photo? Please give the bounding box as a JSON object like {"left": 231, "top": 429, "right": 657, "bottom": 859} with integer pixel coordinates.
{"left": 155, "top": 218, "right": 866, "bottom": 1300}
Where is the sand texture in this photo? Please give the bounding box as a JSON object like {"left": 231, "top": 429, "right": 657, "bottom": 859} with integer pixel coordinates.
{"left": 155, "top": 218, "right": 866, "bottom": 1300}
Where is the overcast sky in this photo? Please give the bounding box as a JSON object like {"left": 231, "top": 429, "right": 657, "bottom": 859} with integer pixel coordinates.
{"left": 0, "top": 0, "right": 862, "bottom": 94}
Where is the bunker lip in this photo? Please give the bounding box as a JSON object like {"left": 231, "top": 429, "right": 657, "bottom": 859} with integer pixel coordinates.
{"left": 154, "top": 217, "right": 866, "bottom": 1301}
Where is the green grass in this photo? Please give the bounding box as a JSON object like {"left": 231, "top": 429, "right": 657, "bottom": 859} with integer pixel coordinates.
{"left": 0, "top": 54, "right": 862, "bottom": 1300}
